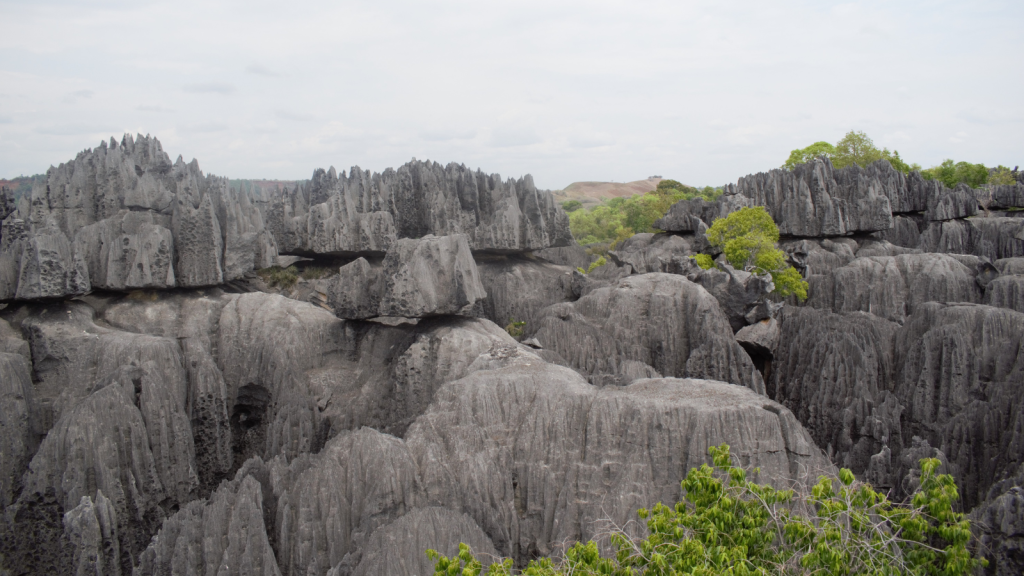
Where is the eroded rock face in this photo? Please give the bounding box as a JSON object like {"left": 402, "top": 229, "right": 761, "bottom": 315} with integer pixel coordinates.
{"left": 407, "top": 366, "right": 827, "bottom": 564}
{"left": 919, "top": 217, "right": 1024, "bottom": 261}
{"left": 970, "top": 463, "right": 1024, "bottom": 576}
{"left": 894, "top": 303, "right": 1024, "bottom": 508}
{"left": 472, "top": 254, "right": 575, "bottom": 331}
{"left": 725, "top": 158, "right": 893, "bottom": 237}
{"left": 807, "top": 253, "right": 984, "bottom": 323}
{"left": 265, "top": 161, "right": 572, "bottom": 254}
{"left": 0, "top": 135, "right": 279, "bottom": 301}
{"left": 771, "top": 306, "right": 901, "bottom": 475}
{"left": 533, "top": 273, "right": 764, "bottom": 391}
{"left": 325, "top": 235, "right": 486, "bottom": 319}
{"left": 609, "top": 232, "right": 694, "bottom": 274}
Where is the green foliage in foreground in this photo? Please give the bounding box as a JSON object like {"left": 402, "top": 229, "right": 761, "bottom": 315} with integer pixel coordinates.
{"left": 429, "top": 444, "right": 984, "bottom": 576}
{"left": 569, "top": 181, "right": 722, "bottom": 247}
{"left": 703, "top": 207, "right": 808, "bottom": 301}
{"left": 783, "top": 131, "right": 914, "bottom": 174}
{"left": 692, "top": 254, "right": 715, "bottom": 270}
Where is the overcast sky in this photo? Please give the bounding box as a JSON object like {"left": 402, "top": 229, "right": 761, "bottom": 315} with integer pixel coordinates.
{"left": 1, "top": 0, "right": 1021, "bottom": 189}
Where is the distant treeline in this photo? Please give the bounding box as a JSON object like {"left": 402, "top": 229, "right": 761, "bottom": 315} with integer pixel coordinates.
{"left": 0, "top": 175, "right": 45, "bottom": 199}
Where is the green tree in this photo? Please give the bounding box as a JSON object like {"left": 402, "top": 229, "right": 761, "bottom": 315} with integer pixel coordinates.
{"left": 989, "top": 166, "right": 1017, "bottom": 186}
{"left": 703, "top": 207, "right": 808, "bottom": 300}
{"left": 782, "top": 141, "right": 836, "bottom": 169}
{"left": 430, "top": 445, "right": 985, "bottom": 576}
{"left": 921, "top": 159, "right": 991, "bottom": 188}
{"left": 785, "top": 131, "right": 912, "bottom": 174}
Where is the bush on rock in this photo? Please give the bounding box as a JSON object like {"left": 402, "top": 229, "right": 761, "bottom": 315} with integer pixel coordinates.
{"left": 701, "top": 207, "right": 808, "bottom": 300}
{"left": 429, "top": 445, "right": 985, "bottom": 576}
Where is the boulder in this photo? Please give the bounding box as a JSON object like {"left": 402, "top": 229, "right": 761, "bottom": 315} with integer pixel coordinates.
{"left": 919, "top": 217, "right": 1024, "bottom": 261}
{"left": 685, "top": 263, "right": 775, "bottom": 332}
{"left": 609, "top": 232, "right": 694, "bottom": 274}
{"left": 986, "top": 183, "right": 1024, "bottom": 210}
{"left": 472, "top": 254, "right": 575, "bottom": 332}
{"left": 870, "top": 215, "right": 923, "bottom": 249}
{"left": 325, "top": 234, "right": 485, "bottom": 319}
{"left": 533, "top": 273, "right": 764, "bottom": 391}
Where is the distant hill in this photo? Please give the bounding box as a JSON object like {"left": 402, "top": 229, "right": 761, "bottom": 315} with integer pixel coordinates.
{"left": 552, "top": 178, "right": 676, "bottom": 207}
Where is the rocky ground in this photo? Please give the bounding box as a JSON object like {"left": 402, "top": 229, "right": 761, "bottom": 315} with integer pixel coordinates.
{"left": 0, "top": 135, "right": 1022, "bottom": 574}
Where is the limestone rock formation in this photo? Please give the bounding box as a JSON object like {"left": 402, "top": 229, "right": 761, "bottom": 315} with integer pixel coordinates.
{"left": 925, "top": 184, "right": 979, "bottom": 221}
{"left": 264, "top": 160, "right": 572, "bottom": 254}
{"left": 986, "top": 183, "right": 1024, "bottom": 210}
{"left": 771, "top": 306, "right": 901, "bottom": 474}
{"left": 472, "top": 254, "right": 575, "bottom": 332}
{"left": 970, "top": 463, "right": 1024, "bottom": 576}
{"left": 325, "top": 234, "right": 486, "bottom": 319}
{"left": 725, "top": 158, "right": 893, "bottom": 237}
{"left": 533, "top": 273, "right": 764, "bottom": 391}
{"left": 919, "top": 217, "right": 1024, "bottom": 261}
{"left": 807, "top": 253, "right": 984, "bottom": 323}
{"left": 608, "top": 232, "right": 694, "bottom": 274}
{"left": 0, "top": 134, "right": 279, "bottom": 301}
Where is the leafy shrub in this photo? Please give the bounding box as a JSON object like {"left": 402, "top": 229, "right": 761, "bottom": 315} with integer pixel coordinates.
{"left": 703, "top": 207, "right": 807, "bottom": 300}
{"left": 429, "top": 444, "right": 984, "bottom": 576}
{"left": 298, "top": 266, "right": 335, "bottom": 280}
{"left": 562, "top": 200, "right": 583, "bottom": 213}
{"left": 692, "top": 254, "right": 715, "bottom": 270}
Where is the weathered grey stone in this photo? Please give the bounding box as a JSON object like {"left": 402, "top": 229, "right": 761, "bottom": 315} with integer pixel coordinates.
{"left": 996, "top": 257, "right": 1024, "bottom": 275}
{"left": 781, "top": 238, "right": 858, "bottom": 276}
{"left": 727, "top": 158, "right": 893, "bottom": 237}
{"left": 73, "top": 210, "right": 175, "bottom": 290}
{"left": 807, "top": 253, "right": 983, "bottom": 323}
{"left": 378, "top": 234, "right": 486, "bottom": 318}
{"left": 533, "top": 273, "right": 764, "bottom": 392}
{"left": 771, "top": 306, "right": 901, "bottom": 476}
{"left": 735, "top": 318, "right": 780, "bottom": 358}
{"left": 0, "top": 134, "right": 280, "bottom": 300}
{"left": 853, "top": 239, "right": 921, "bottom": 258}
{"left": 534, "top": 242, "right": 595, "bottom": 270}
{"left": 63, "top": 491, "right": 121, "bottom": 576}
{"left": 609, "top": 232, "right": 694, "bottom": 274}
{"left": 986, "top": 183, "right": 1024, "bottom": 210}
{"left": 870, "top": 215, "right": 922, "bottom": 249}
{"left": 265, "top": 160, "right": 572, "bottom": 254}
{"left": 406, "top": 365, "right": 829, "bottom": 564}
{"left": 135, "top": 467, "right": 280, "bottom": 576}
{"left": 472, "top": 254, "right": 575, "bottom": 331}
{"left": 919, "top": 217, "right": 1024, "bottom": 261}
{"left": 0, "top": 351, "right": 34, "bottom": 507}
{"left": 325, "top": 257, "right": 383, "bottom": 319}
{"left": 687, "top": 263, "right": 775, "bottom": 332}
{"left": 970, "top": 463, "right": 1024, "bottom": 576}
{"left": 925, "top": 184, "right": 979, "bottom": 221}
{"left": 894, "top": 302, "right": 1024, "bottom": 507}
{"left": 348, "top": 507, "right": 498, "bottom": 576}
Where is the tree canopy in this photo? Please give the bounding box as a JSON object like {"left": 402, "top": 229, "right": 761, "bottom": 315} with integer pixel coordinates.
{"left": 783, "top": 131, "right": 913, "bottom": 173}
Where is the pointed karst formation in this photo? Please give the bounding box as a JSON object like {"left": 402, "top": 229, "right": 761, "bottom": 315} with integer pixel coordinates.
{"left": 3, "top": 136, "right": 1024, "bottom": 574}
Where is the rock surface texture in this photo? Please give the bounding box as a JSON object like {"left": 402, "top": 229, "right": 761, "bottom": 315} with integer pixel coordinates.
{"left": 6, "top": 138, "right": 1024, "bottom": 574}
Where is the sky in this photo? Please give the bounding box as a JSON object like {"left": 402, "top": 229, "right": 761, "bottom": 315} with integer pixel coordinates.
{"left": 0, "top": 0, "right": 1021, "bottom": 190}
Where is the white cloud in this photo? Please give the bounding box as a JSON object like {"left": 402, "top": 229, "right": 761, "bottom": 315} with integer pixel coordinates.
{"left": 0, "top": 0, "right": 1022, "bottom": 186}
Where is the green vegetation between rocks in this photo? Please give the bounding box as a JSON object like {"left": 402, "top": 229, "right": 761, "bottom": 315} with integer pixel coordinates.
{"left": 569, "top": 180, "right": 722, "bottom": 247}
{"left": 429, "top": 444, "right": 984, "bottom": 576}
{"left": 697, "top": 207, "right": 808, "bottom": 301}
{"left": 257, "top": 266, "right": 300, "bottom": 289}
{"left": 577, "top": 256, "right": 607, "bottom": 275}
{"left": 784, "top": 130, "right": 1016, "bottom": 189}
{"left": 504, "top": 319, "right": 526, "bottom": 340}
